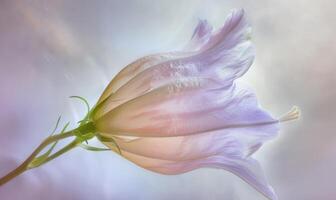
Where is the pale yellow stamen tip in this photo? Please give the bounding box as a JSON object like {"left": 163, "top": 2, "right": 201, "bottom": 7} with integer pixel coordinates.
{"left": 279, "top": 106, "right": 300, "bottom": 122}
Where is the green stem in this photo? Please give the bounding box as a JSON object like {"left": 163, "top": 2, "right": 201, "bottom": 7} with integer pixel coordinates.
{"left": 42, "top": 139, "right": 80, "bottom": 164}
{"left": 0, "top": 122, "right": 96, "bottom": 186}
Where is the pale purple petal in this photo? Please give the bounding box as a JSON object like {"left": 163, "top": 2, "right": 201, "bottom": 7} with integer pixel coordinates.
{"left": 102, "top": 122, "right": 277, "bottom": 161}
{"left": 94, "top": 9, "right": 253, "bottom": 119}
{"left": 97, "top": 19, "right": 212, "bottom": 104}
{"left": 95, "top": 82, "right": 278, "bottom": 137}
{"left": 106, "top": 144, "right": 277, "bottom": 200}
{"left": 184, "top": 19, "right": 213, "bottom": 50}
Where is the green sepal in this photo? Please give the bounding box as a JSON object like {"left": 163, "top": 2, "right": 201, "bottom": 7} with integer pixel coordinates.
{"left": 69, "top": 96, "right": 90, "bottom": 114}
{"left": 70, "top": 96, "right": 91, "bottom": 125}
{"left": 79, "top": 143, "right": 110, "bottom": 151}
{"left": 96, "top": 135, "right": 122, "bottom": 155}
{"left": 51, "top": 115, "right": 62, "bottom": 134}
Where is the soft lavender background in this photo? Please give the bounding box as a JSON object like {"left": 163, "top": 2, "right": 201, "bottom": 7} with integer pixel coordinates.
{"left": 0, "top": 0, "right": 335, "bottom": 200}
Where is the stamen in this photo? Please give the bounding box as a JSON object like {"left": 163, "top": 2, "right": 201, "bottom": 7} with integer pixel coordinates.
{"left": 279, "top": 106, "right": 300, "bottom": 122}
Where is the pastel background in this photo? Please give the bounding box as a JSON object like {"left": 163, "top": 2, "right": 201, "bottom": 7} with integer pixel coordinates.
{"left": 0, "top": 0, "right": 335, "bottom": 200}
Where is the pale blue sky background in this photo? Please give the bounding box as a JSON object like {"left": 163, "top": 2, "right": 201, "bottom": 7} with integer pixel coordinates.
{"left": 0, "top": 0, "right": 335, "bottom": 199}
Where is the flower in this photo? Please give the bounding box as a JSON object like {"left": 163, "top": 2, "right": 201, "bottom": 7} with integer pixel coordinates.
{"left": 90, "top": 9, "right": 299, "bottom": 200}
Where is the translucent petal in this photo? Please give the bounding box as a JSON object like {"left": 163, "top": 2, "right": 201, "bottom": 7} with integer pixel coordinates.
{"left": 94, "top": 9, "right": 252, "bottom": 119}
{"left": 95, "top": 82, "right": 277, "bottom": 137}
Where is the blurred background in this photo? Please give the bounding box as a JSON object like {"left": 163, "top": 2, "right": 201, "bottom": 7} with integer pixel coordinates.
{"left": 0, "top": 0, "right": 335, "bottom": 199}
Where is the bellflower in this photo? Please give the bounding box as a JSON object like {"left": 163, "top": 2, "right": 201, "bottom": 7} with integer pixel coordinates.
{"left": 90, "top": 9, "right": 299, "bottom": 200}
{"left": 0, "top": 8, "right": 299, "bottom": 200}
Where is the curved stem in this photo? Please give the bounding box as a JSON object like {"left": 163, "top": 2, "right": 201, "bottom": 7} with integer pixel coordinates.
{"left": 0, "top": 122, "right": 97, "bottom": 186}
{"left": 0, "top": 130, "right": 76, "bottom": 186}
